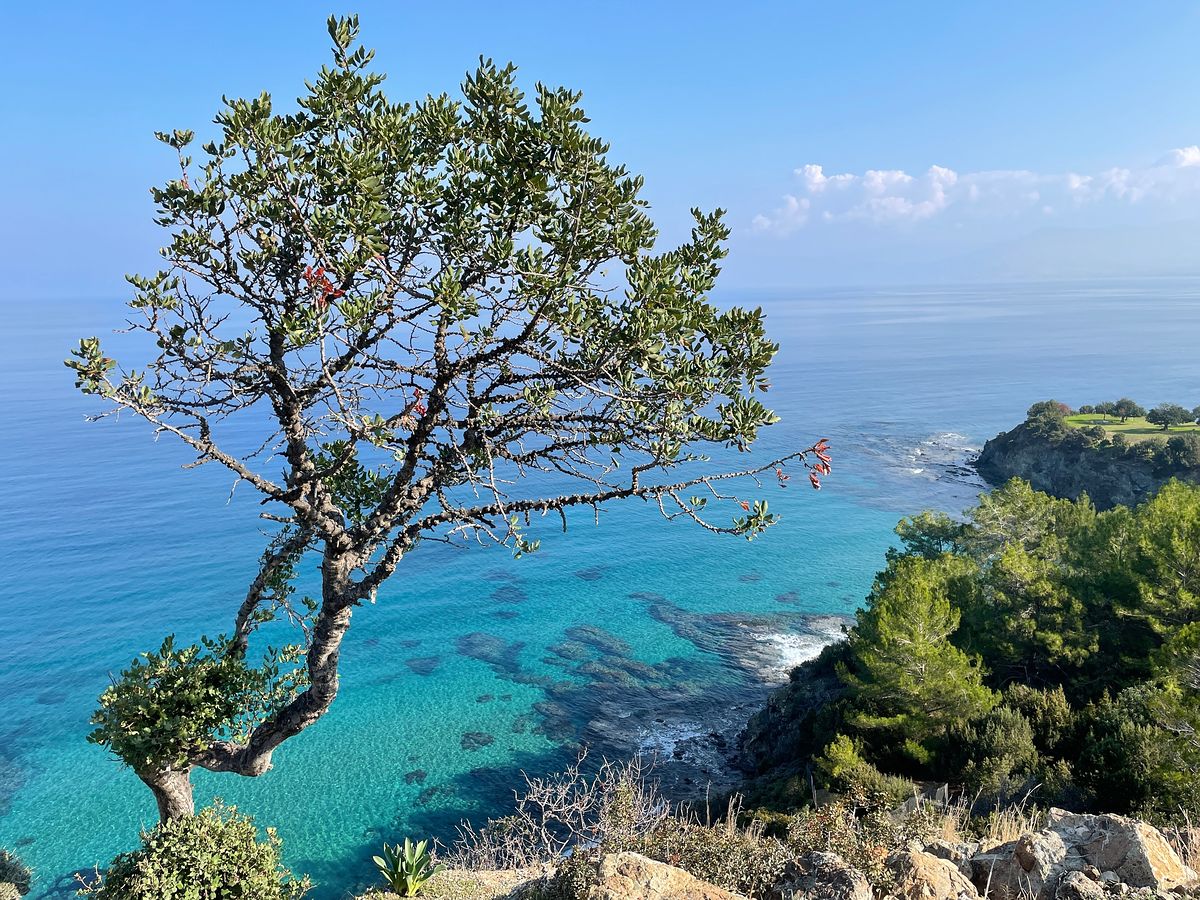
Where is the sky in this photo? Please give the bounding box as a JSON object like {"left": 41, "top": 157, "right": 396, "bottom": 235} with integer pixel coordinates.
{"left": 3, "top": 0, "right": 1200, "bottom": 297}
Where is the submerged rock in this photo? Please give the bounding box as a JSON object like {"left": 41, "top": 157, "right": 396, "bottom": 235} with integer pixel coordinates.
{"left": 460, "top": 732, "right": 495, "bottom": 751}
{"left": 404, "top": 656, "right": 441, "bottom": 676}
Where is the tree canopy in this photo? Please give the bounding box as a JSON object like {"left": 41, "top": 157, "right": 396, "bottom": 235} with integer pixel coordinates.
{"left": 70, "top": 16, "right": 829, "bottom": 819}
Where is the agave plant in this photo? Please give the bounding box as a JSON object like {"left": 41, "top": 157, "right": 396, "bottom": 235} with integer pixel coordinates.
{"left": 373, "top": 838, "right": 445, "bottom": 897}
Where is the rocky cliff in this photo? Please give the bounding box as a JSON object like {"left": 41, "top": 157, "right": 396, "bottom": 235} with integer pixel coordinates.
{"left": 973, "top": 421, "right": 1199, "bottom": 510}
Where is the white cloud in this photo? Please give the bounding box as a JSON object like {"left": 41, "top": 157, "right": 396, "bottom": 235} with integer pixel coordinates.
{"left": 753, "top": 146, "right": 1200, "bottom": 234}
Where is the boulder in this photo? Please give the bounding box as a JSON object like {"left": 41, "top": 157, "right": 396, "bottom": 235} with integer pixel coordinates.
{"left": 888, "top": 849, "right": 980, "bottom": 900}
{"left": 588, "top": 852, "right": 749, "bottom": 900}
{"left": 1054, "top": 872, "right": 1106, "bottom": 900}
{"left": 970, "top": 810, "right": 1196, "bottom": 900}
{"left": 773, "top": 851, "right": 872, "bottom": 900}
{"left": 925, "top": 840, "right": 983, "bottom": 879}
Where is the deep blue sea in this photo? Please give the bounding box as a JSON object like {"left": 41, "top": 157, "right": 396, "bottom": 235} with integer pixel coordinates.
{"left": 3, "top": 279, "right": 1200, "bottom": 898}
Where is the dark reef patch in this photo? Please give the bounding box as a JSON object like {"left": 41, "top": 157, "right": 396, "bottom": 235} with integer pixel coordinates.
{"left": 490, "top": 584, "right": 527, "bottom": 604}
{"left": 404, "top": 770, "right": 427, "bottom": 785}
{"left": 404, "top": 656, "right": 441, "bottom": 676}
{"left": 774, "top": 591, "right": 802, "bottom": 605}
{"left": 565, "top": 624, "right": 632, "bottom": 657}
{"left": 738, "top": 571, "right": 763, "bottom": 583}
{"left": 460, "top": 731, "right": 495, "bottom": 751}
{"left": 492, "top": 610, "right": 520, "bottom": 620}
{"left": 574, "top": 566, "right": 605, "bottom": 582}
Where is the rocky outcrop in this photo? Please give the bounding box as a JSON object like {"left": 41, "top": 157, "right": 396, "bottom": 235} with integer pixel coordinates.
{"left": 588, "top": 853, "right": 749, "bottom": 900}
{"left": 888, "top": 849, "right": 980, "bottom": 900}
{"left": 973, "top": 421, "right": 1197, "bottom": 510}
{"left": 969, "top": 809, "right": 1196, "bottom": 900}
{"left": 738, "top": 643, "right": 849, "bottom": 787}
{"left": 773, "top": 851, "right": 873, "bottom": 900}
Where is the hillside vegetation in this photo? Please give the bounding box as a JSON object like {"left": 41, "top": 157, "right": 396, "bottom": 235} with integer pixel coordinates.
{"left": 741, "top": 476, "right": 1200, "bottom": 823}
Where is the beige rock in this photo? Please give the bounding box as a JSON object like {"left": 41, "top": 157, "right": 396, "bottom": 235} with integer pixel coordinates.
{"left": 588, "top": 852, "right": 749, "bottom": 900}
{"left": 888, "top": 849, "right": 980, "bottom": 900}
{"left": 971, "top": 810, "right": 1196, "bottom": 900}
{"left": 1052, "top": 811, "right": 1193, "bottom": 889}
{"left": 925, "top": 840, "right": 983, "bottom": 880}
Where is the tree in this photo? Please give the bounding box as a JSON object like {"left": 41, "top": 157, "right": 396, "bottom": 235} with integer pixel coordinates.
{"left": 1192, "top": 405, "right": 1200, "bottom": 425}
{"left": 69, "top": 17, "right": 830, "bottom": 820}
{"left": 1113, "top": 398, "right": 1145, "bottom": 423}
{"left": 1026, "top": 400, "right": 1070, "bottom": 423}
{"left": 1132, "top": 480, "right": 1200, "bottom": 630}
{"left": 1146, "top": 404, "right": 1192, "bottom": 431}
{"left": 842, "top": 556, "right": 997, "bottom": 765}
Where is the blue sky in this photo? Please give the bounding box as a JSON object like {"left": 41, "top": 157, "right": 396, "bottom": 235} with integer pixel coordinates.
{"left": 4, "top": 1, "right": 1200, "bottom": 296}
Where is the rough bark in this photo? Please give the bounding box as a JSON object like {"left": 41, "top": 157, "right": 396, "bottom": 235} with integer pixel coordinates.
{"left": 141, "top": 767, "right": 196, "bottom": 821}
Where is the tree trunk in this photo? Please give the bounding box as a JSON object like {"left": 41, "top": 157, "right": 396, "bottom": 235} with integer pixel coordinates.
{"left": 141, "top": 767, "right": 196, "bottom": 822}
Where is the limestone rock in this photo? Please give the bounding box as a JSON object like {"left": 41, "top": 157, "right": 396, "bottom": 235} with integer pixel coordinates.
{"left": 970, "top": 810, "right": 1196, "bottom": 900}
{"left": 588, "top": 852, "right": 749, "bottom": 900}
{"left": 925, "top": 840, "right": 983, "bottom": 879}
{"left": 888, "top": 849, "right": 981, "bottom": 900}
{"left": 1055, "top": 872, "right": 1106, "bottom": 900}
{"left": 773, "top": 851, "right": 872, "bottom": 900}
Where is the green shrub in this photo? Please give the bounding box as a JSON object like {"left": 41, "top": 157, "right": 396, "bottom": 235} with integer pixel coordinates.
{"left": 0, "top": 848, "right": 31, "bottom": 896}
{"left": 372, "top": 839, "right": 444, "bottom": 897}
{"left": 817, "top": 734, "right": 916, "bottom": 805}
{"left": 952, "top": 706, "right": 1039, "bottom": 799}
{"left": 526, "top": 853, "right": 598, "bottom": 900}
{"left": 79, "top": 801, "right": 309, "bottom": 899}
{"left": 785, "top": 793, "right": 932, "bottom": 890}
{"left": 1002, "top": 684, "right": 1075, "bottom": 755}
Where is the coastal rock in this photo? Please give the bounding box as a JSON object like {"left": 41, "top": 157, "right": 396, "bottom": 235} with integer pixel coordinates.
{"left": 739, "top": 643, "right": 849, "bottom": 777}
{"left": 1054, "top": 871, "right": 1106, "bottom": 900}
{"left": 969, "top": 809, "right": 1195, "bottom": 900}
{"left": 0, "top": 884, "right": 21, "bottom": 900}
{"left": 772, "top": 851, "right": 872, "bottom": 900}
{"left": 973, "top": 421, "right": 1199, "bottom": 510}
{"left": 588, "top": 852, "right": 749, "bottom": 900}
{"left": 888, "top": 849, "right": 980, "bottom": 900}
{"left": 924, "top": 840, "right": 982, "bottom": 879}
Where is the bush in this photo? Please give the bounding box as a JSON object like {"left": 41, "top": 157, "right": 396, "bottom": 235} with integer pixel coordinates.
{"left": 1002, "top": 684, "right": 1075, "bottom": 756}
{"left": 1159, "top": 434, "right": 1200, "bottom": 471}
{"left": 951, "top": 706, "right": 1039, "bottom": 799}
{"left": 0, "top": 848, "right": 31, "bottom": 896}
{"left": 786, "top": 793, "right": 936, "bottom": 891}
{"left": 817, "top": 734, "right": 916, "bottom": 805}
{"left": 79, "top": 802, "right": 309, "bottom": 899}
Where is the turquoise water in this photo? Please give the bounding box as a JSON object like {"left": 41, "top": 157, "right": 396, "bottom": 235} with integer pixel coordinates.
{"left": 3, "top": 280, "right": 1200, "bottom": 897}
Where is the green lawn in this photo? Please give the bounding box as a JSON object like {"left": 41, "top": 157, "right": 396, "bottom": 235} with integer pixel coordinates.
{"left": 1065, "top": 413, "right": 1200, "bottom": 442}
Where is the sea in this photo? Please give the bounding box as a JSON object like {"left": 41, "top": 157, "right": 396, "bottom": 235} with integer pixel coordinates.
{"left": 3, "top": 279, "right": 1200, "bottom": 897}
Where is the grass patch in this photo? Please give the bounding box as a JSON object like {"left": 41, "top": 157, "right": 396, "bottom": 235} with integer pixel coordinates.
{"left": 1065, "top": 414, "right": 1200, "bottom": 442}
